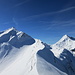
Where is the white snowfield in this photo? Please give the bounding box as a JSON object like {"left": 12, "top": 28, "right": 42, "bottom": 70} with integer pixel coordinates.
{"left": 0, "top": 27, "right": 75, "bottom": 75}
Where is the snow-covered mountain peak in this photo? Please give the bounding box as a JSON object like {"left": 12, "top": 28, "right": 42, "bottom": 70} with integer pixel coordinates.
{"left": 57, "top": 35, "right": 70, "bottom": 43}
{"left": 51, "top": 35, "right": 75, "bottom": 58}
{"left": 8, "top": 27, "right": 17, "bottom": 31}
{"left": 62, "top": 34, "right": 69, "bottom": 39}
{"left": 0, "top": 27, "right": 35, "bottom": 48}
{"left": 0, "top": 27, "right": 18, "bottom": 37}
{"left": 52, "top": 35, "right": 75, "bottom": 47}
{"left": 57, "top": 35, "right": 75, "bottom": 44}
{"left": 5, "top": 27, "right": 18, "bottom": 33}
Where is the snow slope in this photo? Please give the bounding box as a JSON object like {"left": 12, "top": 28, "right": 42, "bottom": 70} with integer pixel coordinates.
{"left": 0, "top": 28, "right": 75, "bottom": 75}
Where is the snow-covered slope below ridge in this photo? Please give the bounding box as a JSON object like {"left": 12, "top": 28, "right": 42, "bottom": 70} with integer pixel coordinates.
{"left": 0, "top": 27, "right": 75, "bottom": 75}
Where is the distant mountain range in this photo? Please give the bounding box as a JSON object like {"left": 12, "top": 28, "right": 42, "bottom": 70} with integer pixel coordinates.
{"left": 0, "top": 27, "right": 75, "bottom": 75}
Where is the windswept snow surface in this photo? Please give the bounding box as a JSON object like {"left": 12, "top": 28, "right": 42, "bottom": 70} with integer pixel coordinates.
{"left": 0, "top": 28, "right": 75, "bottom": 75}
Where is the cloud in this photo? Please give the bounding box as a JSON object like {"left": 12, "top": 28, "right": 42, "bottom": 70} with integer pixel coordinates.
{"left": 0, "top": 18, "right": 18, "bottom": 26}
{"left": 1, "top": 21, "right": 12, "bottom": 25}
{"left": 46, "top": 6, "right": 75, "bottom": 15}
{"left": 57, "top": 6, "right": 75, "bottom": 13}
{"left": 21, "top": 6, "right": 75, "bottom": 21}
{"left": 45, "top": 19, "right": 75, "bottom": 30}
{"left": 12, "top": 18, "right": 18, "bottom": 26}
{"left": 14, "top": 0, "right": 31, "bottom": 7}
{"left": 68, "top": 31, "right": 75, "bottom": 34}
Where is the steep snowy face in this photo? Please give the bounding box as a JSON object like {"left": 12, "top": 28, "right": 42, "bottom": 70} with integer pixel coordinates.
{"left": 0, "top": 27, "right": 35, "bottom": 48}
{"left": 52, "top": 35, "right": 75, "bottom": 50}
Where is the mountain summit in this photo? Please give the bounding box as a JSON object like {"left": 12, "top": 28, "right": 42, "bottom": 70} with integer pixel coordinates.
{"left": 0, "top": 27, "right": 35, "bottom": 48}
{"left": 52, "top": 35, "right": 75, "bottom": 50}
{"left": 0, "top": 28, "right": 75, "bottom": 75}
{"left": 57, "top": 35, "right": 75, "bottom": 43}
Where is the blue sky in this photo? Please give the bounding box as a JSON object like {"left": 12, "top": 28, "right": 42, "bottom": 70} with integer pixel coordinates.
{"left": 0, "top": 0, "right": 75, "bottom": 44}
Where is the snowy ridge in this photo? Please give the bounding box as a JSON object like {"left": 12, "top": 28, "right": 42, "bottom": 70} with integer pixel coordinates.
{"left": 0, "top": 28, "right": 75, "bottom": 75}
